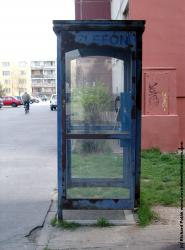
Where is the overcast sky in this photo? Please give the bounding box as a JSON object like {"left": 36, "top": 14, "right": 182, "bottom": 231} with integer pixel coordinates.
{"left": 0, "top": 0, "right": 75, "bottom": 61}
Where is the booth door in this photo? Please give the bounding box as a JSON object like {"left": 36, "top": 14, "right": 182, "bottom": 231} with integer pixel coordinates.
{"left": 63, "top": 49, "right": 135, "bottom": 209}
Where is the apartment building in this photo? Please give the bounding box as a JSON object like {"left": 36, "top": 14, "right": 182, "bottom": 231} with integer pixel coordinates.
{"left": 31, "top": 60, "right": 56, "bottom": 96}
{"left": 0, "top": 61, "right": 32, "bottom": 96}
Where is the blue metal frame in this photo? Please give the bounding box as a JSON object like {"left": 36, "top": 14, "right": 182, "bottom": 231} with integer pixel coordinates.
{"left": 56, "top": 33, "right": 63, "bottom": 219}
{"left": 53, "top": 20, "right": 145, "bottom": 219}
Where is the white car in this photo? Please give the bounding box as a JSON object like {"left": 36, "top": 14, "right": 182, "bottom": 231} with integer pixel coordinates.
{"left": 50, "top": 94, "right": 57, "bottom": 111}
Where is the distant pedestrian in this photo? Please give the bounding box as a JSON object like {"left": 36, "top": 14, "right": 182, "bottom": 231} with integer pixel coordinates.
{"left": 22, "top": 92, "right": 31, "bottom": 113}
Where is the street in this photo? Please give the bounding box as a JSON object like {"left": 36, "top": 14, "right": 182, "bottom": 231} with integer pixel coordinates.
{"left": 0, "top": 102, "right": 57, "bottom": 249}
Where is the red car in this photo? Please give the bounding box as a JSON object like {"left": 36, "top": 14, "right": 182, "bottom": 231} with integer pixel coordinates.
{"left": 2, "top": 96, "right": 22, "bottom": 107}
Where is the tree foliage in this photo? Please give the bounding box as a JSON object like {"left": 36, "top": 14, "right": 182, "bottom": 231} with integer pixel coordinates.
{"left": 73, "top": 83, "right": 113, "bottom": 153}
{"left": 0, "top": 84, "right": 5, "bottom": 97}
{"left": 79, "top": 83, "right": 112, "bottom": 123}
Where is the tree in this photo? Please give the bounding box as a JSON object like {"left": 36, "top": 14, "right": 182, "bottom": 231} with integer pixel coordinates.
{"left": 0, "top": 84, "right": 5, "bottom": 97}
{"left": 73, "top": 83, "right": 113, "bottom": 153}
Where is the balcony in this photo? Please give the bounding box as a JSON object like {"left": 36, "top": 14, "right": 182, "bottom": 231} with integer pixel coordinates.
{"left": 31, "top": 75, "right": 44, "bottom": 79}
{"left": 43, "top": 74, "right": 56, "bottom": 79}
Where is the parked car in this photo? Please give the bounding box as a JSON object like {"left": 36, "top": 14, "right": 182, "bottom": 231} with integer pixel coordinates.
{"left": 30, "top": 96, "right": 40, "bottom": 103}
{"left": 15, "top": 96, "right": 23, "bottom": 104}
{"left": 0, "top": 98, "right": 3, "bottom": 109}
{"left": 2, "top": 96, "right": 22, "bottom": 107}
{"left": 50, "top": 94, "right": 57, "bottom": 111}
{"left": 39, "top": 95, "right": 48, "bottom": 101}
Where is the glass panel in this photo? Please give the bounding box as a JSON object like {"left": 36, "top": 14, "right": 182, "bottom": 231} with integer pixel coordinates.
{"left": 69, "top": 139, "right": 124, "bottom": 179}
{"left": 67, "top": 187, "right": 130, "bottom": 199}
{"left": 66, "top": 52, "right": 129, "bottom": 134}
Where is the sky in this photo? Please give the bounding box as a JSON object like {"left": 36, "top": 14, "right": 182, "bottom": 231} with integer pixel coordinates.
{"left": 0, "top": 0, "right": 75, "bottom": 61}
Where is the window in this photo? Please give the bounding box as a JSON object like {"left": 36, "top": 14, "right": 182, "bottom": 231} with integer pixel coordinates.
{"left": 18, "top": 88, "right": 26, "bottom": 93}
{"left": 44, "top": 70, "right": 55, "bottom": 76}
{"left": 3, "top": 96, "right": 12, "bottom": 100}
{"left": 2, "top": 62, "right": 10, "bottom": 67}
{"left": 4, "top": 88, "right": 11, "bottom": 94}
{"left": 31, "top": 61, "right": 42, "bottom": 67}
{"left": 44, "top": 79, "right": 55, "bottom": 84}
{"left": 4, "top": 79, "right": 10, "bottom": 84}
{"left": 2, "top": 71, "right": 10, "bottom": 76}
{"left": 19, "top": 61, "right": 27, "bottom": 67}
{"left": 44, "top": 61, "right": 54, "bottom": 67}
{"left": 20, "top": 70, "right": 26, "bottom": 75}
{"left": 44, "top": 70, "right": 52, "bottom": 75}
{"left": 32, "top": 79, "right": 42, "bottom": 84}
{"left": 19, "top": 79, "right": 26, "bottom": 84}
{"left": 32, "top": 79, "right": 43, "bottom": 86}
{"left": 31, "top": 69, "right": 43, "bottom": 75}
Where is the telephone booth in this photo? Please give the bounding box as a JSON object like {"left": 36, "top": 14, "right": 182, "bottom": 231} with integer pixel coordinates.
{"left": 53, "top": 20, "right": 145, "bottom": 219}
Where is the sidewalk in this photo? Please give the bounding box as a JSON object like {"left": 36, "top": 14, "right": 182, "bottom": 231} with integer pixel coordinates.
{"left": 35, "top": 201, "right": 182, "bottom": 250}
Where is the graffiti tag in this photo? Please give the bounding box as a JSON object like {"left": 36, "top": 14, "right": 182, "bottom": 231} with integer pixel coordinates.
{"left": 149, "top": 81, "right": 159, "bottom": 106}
{"left": 162, "top": 91, "right": 168, "bottom": 112}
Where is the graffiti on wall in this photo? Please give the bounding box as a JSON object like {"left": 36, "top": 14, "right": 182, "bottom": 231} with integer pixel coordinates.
{"left": 148, "top": 81, "right": 159, "bottom": 107}
{"left": 161, "top": 91, "right": 168, "bottom": 112}
{"left": 144, "top": 72, "right": 170, "bottom": 115}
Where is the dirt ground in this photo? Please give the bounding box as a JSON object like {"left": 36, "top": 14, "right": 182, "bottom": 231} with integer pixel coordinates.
{"left": 152, "top": 206, "right": 180, "bottom": 225}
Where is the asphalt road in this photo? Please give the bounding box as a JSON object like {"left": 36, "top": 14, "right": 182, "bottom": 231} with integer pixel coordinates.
{"left": 0, "top": 102, "right": 57, "bottom": 249}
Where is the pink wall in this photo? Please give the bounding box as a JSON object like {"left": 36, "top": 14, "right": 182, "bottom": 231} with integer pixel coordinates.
{"left": 75, "top": 0, "right": 185, "bottom": 151}
{"left": 75, "top": 0, "right": 110, "bottom": 20}
{"left": 130, "top": 0, "right": 185, "bottom": 151}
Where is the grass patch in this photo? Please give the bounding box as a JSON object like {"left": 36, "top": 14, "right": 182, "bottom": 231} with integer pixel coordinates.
{"left": 50, "top": 216, "right": 80, "bottom": 230}
{"left": 43, "top": 247, "right": 51, "bottom": 250}
{"left": 141, "top": 149, "right": 183, "bottom": 207}
{"left": 138, "top": 197, "right": 156, "bottom": 227}
{"left": 96, "top": 217, "right": 112, "bottom": 227}
{"left": 141, "top": 148, "right": 161, "bottom": 159}
{"left": 138, "top": 148, "right": 184, "bottom": 226}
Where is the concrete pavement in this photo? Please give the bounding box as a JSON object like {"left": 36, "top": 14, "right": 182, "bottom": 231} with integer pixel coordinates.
{"left": 35, "top": 200, "right": 182, "bottom": 250}
{"left": 0, "top": 102, "right": 57, "bottom": 249}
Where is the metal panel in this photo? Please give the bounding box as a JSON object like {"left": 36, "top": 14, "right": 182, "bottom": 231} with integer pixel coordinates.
{"left": 62, "top": 198, "right": 134, "bottom": 210}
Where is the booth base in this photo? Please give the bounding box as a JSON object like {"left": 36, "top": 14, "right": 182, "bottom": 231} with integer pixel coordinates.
{"left": 51, "top": 201, "right": 136, "bottom": 225}
{"left": 62, "top": 209, "right": 136, "bottom": 225}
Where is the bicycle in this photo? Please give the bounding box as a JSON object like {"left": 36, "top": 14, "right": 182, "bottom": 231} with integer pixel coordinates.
{"left": 24, "top": 102, "right": 29, "bottom": 114}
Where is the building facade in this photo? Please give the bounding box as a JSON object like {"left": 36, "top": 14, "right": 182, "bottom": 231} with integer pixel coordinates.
{"left": 75, "top": 0, "right": 185, "bottom": 152}
{"left": 0, "top": 61, "right": 32, "bottom": 96}
{"left": 31, "top": 60, "right": 56, "bottom": 96}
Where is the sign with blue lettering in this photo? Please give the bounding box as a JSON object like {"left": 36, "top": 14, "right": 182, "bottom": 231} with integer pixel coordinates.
{"left": 71, "top": 31, "right": 136, "bottom": 49}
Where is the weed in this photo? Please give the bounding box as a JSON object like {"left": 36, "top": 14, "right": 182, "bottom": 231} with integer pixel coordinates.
{"left": 137, "top": 198, "right": 155, "bottom": 227}
{"left": 50, "top": 216, "right": 57, "bottom": 227}
{"left": 57, "top": 220, "right": 80, "bottom": 230}
{"left": 43, "top": 246, "right": 51, "bottom": 250}
{"left": 96, "top": 217, "right": 112, "bottom": 227}
{"left": 51, "top": 216, "right": 80, "bottom": 230}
